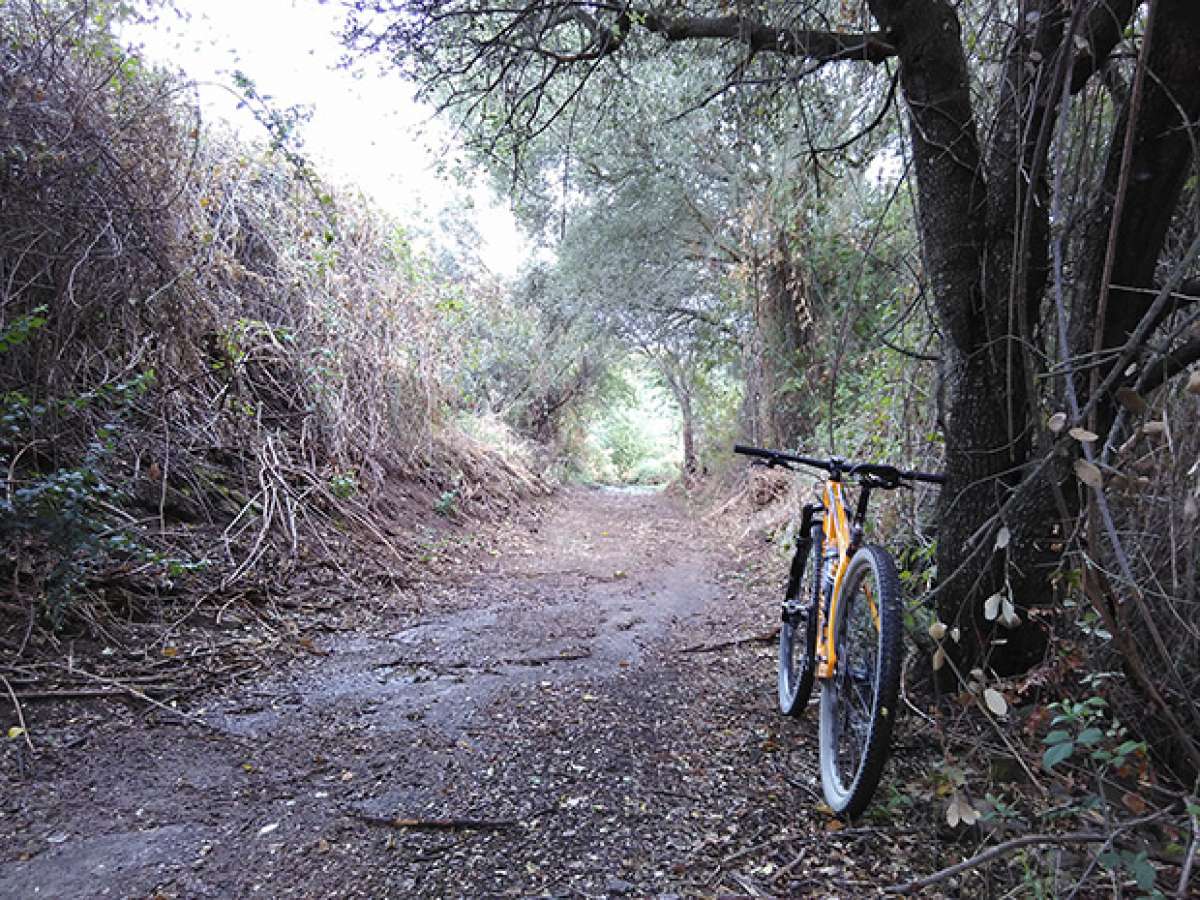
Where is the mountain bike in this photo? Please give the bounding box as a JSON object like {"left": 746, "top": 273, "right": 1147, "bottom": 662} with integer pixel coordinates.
{"left": 734, "top": 444, "right": 945, "bottom": 818}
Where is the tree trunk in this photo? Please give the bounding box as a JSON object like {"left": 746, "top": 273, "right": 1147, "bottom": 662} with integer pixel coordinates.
{"left": 868, "top": 0, "right": 1200, "bottom": 673}
{"left": 679, "top": 389, "right": 698, "bottom": 478}
{"left": 741, "top": 233, "right": 813, "bottom": 449}
{"left": 763, "top": 229, "right": 812, "bottom": 447}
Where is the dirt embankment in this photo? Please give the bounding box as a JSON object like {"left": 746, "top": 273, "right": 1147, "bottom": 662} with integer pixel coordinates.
{"left": 1, "top": 486, "right": 932, "bottom": 898}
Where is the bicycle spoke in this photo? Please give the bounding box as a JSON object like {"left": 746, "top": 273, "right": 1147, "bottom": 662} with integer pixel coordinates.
{"left": 832, "top": 572, "right": 882, "bottom": 793}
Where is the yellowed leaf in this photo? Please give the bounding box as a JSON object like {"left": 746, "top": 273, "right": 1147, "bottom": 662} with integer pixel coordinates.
{"left": 7, "top": 726, "right": 26, "bottom": 740}
{"left": 1074, "top": 459, "right": 1103, "bottom": 489}
{"left": 161, "top": 646, "right": 178, "bottom": 658}
{"left": 1121, "top": 791, "right": 1149, "bottom": 815}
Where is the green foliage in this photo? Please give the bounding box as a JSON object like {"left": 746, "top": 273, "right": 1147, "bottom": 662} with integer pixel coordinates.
{"left": 435, "top": 489, "right": 459, "bottom": 516}
{"left": 1041, "top": 697, "right": 1147, "bottom": 773}
{"left": 1096, "top": 849, "right": 1159, "bottom": 894}
{"left": 328, "top": 472, "right": 359, "bottom": 500}
{"left": 577, "top": 363, "right": 680, "bottom": 484}
{"left": 0, "top": 306, "right": 48, "bottom": 352}
{"left": 0, "top": 352, "right": 189, "bottom": 625}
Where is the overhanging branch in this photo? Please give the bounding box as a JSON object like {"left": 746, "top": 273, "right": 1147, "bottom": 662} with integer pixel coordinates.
{"left": 636, "top": 11, "right": 895, "bottom": 64}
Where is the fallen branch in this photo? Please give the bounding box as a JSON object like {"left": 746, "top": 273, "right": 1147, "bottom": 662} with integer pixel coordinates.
{"left": 502, "top": 650, "right": 592, "bottom": 666}
{"left": 12, "top": 687, "right": 177, "bottom": 701}
{"left": 349, "top": 812, "right": 517, "bottom": 831}
{"left": 47, "top": 663, "right": 243, "bottom": 742}
{"left": 885, "top": 832, "right": 1111, "bottom": 893}
{"left": 679, "top": 628, "right": 779, "bottom": 654}
{"left": 885, "top": 809, "right": 1172, "bottom": 894}
{"left": 373, "top": 650, "right": 592, "bottom": 672}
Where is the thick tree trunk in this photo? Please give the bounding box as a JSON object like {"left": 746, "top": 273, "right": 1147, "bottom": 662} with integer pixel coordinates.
{"left": 679, "top": 391, "right": 698, "bottom": 478}
{"left": 740, "top": 234, "right": 813, "bottom": 450}
{"left": 761, "top": 230, "right": 811, "bottom": 448}
{"left": 866, "top": 0, "right": 1200, "bottom": 675}
{"left": 657, "top": 355, "right": 700, "bottom": 478}
{"left": 866, "top": 0, "right": 1029, "bottom": 668}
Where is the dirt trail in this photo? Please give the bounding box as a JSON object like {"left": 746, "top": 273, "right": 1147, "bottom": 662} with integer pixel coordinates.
{"left": 1, "top": 486, "right": 925, "bottom": 898}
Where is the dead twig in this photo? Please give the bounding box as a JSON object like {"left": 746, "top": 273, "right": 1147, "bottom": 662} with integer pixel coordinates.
{"left": 501, "top": 650, "right": 592, "bottom": 666}
{"left": 679, "top": 628, "right": 779, "bottom": 654}
{"left": 773, "top": 847, "right": 807, "bottom": 885}
{"left": 1, "top": 674, "right": 34, "bottom": 752}
{"left": 47, "top": 663, "right": 240, "bottom": 741}
{"left": 348, "top": 812, "right": 517, "bottom": 831}
{"left": 1181, "top": 797, "right": 1198, "bottom": 899}
{"left": 884, "top": 809, "right": 1171, "bottom": 894}
{"left": 12, "top": 687, "right": 177, "bottom": 701}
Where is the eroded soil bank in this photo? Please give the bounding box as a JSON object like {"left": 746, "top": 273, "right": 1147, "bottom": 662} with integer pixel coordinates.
{"left": 1, "top": 486, "right": 930, "bottom": 898}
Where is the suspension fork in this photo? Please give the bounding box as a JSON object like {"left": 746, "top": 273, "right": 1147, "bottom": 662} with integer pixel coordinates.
{"left": 783, "top": 503, "right": 823, "bottom": 620}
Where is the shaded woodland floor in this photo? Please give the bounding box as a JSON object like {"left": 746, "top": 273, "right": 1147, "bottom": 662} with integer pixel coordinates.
{"left": 1, "top": 487, "right": 999, "bottom": 897}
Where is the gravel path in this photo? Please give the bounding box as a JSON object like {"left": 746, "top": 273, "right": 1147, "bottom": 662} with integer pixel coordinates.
{"left": 1, "top": 486, "right": 933, "bottom": 898}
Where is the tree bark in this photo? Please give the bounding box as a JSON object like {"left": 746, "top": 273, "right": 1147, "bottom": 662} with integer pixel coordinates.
{"left": 760, "top": 230, "right": 812, "bottom": 448}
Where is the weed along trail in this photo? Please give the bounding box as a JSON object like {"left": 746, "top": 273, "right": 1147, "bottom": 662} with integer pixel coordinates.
{"left": 1, "top": 486, "right": 928, "bottom": 898}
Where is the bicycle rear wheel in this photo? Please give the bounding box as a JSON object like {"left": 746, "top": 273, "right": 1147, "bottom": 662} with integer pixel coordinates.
{"left": 818, "top": 544, "right": 902, "bottom": 818}
{"left": 778, "top": 523, "right": 821, "bottom": 716}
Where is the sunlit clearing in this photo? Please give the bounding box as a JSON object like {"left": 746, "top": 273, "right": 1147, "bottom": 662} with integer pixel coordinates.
{"left": 581, "top": 363, "right": 681, "bottom": 486}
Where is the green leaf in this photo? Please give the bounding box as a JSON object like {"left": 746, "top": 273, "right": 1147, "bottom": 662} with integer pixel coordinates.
{"left": 1042, "top": 741, "right": 1075, "bottom": 769}
{"left": 1129, "top": 852, "right": 1156, "bottom": 891}
{"left": 1076, "top": 727, "right": 1104, "bottom": 746}
{"left": 1043, "top": 730, "right": 1072, "bottom": 745}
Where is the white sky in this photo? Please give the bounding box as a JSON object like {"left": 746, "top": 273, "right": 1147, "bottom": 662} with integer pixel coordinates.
{"left": 125, "top": 0, "right": 527, "bottom": 277}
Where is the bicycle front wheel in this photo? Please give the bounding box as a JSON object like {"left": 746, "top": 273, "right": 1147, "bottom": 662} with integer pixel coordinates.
{"left": 778, "top": 523, "right": 821, "bottom": 716}
{"left": 818, "top": 545, "right": 902, "bottom": 818}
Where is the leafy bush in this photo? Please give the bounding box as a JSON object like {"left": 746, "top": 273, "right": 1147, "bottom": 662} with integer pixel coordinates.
{"left": 0, "top": 2, "right": 547, "bottom": 635}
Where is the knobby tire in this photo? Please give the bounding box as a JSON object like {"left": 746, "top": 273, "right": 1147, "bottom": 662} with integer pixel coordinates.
{"left": 778, "top": 524, "right": 820, "bottom": 716}
{"left": 817, "top": 544, "right": 903, "bottom": 818}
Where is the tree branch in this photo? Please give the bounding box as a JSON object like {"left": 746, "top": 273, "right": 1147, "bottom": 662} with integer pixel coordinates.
{"left": 1068, "top": 0, "right": 1140, "bottom": 94}
{"left": 635, "top": 12, "right": 895, "bottom": 64}
{"left": 1135, "top": 336, "right": 1200, "bottom": 397}
{"left": 885, "top": 810, "right": 1172, "bottom": 895}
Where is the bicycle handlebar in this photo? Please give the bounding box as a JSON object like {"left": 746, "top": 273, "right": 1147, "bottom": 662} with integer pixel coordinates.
{"left": 733, "top": 444, "right": 946, "bottom": 486}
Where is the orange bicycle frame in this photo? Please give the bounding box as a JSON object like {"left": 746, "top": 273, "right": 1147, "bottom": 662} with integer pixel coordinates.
{"left": 815, "top": 478, "right": 860, "bottom": 679}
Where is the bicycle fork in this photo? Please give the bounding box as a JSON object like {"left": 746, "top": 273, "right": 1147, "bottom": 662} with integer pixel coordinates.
{"left": 782, "top": 504, "right": 824, "bottom": 625}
